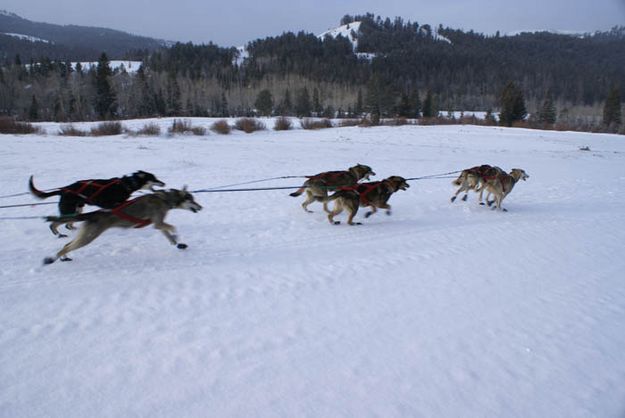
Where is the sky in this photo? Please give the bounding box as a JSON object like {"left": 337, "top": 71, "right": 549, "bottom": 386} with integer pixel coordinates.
{"left": 2, "top": 0, "right": 624, "bottom": 47}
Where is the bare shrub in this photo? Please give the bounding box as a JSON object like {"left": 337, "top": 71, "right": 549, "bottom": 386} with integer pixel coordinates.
{"left": 301, "top": 118, "right": 333, "bottom": 130}
{"left": 0, "top": 117, "right": 42, "bottom": 134}
{"left": 136, "top": 123, "right": 161, "bottom": 136}
{"left": 211, "top": 119, "right": 231, "bottom": 134}
{"left": 58, "top": 124, "right": 88, "bottom": 137}
{"left": 380, "top": 117, "right": 410, "bottom": 126}
{"left": 338, "top": 119, "right": 361, "bottom": 127}
{"left": 234, "top": 117, "right": 266, "bottom": 133}
{"left": 90, "top": 121, "right": 123, "bottom": 136}
{"left": 168, "top": 119, "right": 206, "bottom": 136}
{"left": 273, "top": 116, "right": 292, "bottom": 131}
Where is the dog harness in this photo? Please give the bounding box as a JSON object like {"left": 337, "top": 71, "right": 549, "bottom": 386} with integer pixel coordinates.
{"left": 63, "top": 178, "right": 126, "bottom": 204}
{"left": 339, "top": 181, "right": 385, "bottom": 206}
{"left": 110, "top": 198, "right": 152, "bottom": 228}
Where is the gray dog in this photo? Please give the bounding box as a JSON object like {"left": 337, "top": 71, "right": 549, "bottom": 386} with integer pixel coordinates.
{"left": 43, "top": 188, "right": 202, "bottom": 264}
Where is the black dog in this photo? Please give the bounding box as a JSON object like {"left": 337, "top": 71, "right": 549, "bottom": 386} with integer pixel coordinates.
{"left": 29, "top": 170, "right": 165, "bottom": 236}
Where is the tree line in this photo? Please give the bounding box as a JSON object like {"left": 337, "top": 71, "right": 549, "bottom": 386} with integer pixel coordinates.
{"left": 0, "top": 14, "right": 623, "bottom": 131}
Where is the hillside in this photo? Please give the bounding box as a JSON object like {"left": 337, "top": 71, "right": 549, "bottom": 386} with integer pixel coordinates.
{"left": 1, "top": 121, "right": 624, "bottom": 416}
{"left": 0, "top": 10, "right": 166, "bottom": 61}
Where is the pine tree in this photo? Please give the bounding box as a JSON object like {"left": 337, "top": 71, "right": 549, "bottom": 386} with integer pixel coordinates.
{"left": 499, "top": 81, "right": 527, "bottom": 127}
{"left": 94, "top": 53, "right": 117, "bottom": 119}
{"left": 396, "top": 92, "right": 412, "bottom": 117}
{"left": 280, "top": 89, "right": 293, "bottom": 115}
{"left": 28, "top": 95, "right": 39, "bottom": 121}
{"left": 354, "top": 89, "right": 364, "bottom": 116}
{"left": 422, "top": 90, "right": 435, "bottom": 118}
{"left": 295, "top": 87, "right": 312, "bottom": 117}
{"left": 602, "top": 86, "right": 622, "bottom": 127}
{"left": 312, "top": 88, "right": 322, "bottom": 115}
{"left": 411, "top": 89, "right": 421, "bottom": 118}
{"left": 220, "top": 92, "right": 229, "bottom": 117}
{"left": 254, "top": 89, "right": 273, "bottom": 116}
{"left": 538, "top": 93, "right": 557, "bottom": 124}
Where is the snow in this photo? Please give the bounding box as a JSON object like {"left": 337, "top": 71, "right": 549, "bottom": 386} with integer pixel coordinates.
{"left": 1, "top": 119, "right": 625, "bottom": 417}
{"left": 319, "top": 21, "right": 362, "bottom": 50}
{"left": 1, "top": 32, "right": 51, "bottom": 43}
{"left": 72, "top": 60, "right": 143, "bottom": 73}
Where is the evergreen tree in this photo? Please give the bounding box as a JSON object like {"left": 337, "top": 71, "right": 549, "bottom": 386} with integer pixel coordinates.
{"left": 166, "top": 74, "right": 182, "bottom": 116}
{"left": 220, "top": 92, "right": 229, "bottom": 117}
{"left": 28, "top": 95, "right": 39, "bottom": 121}
{"left": 603, "top": 86, "right": 622, "bottom": 127}
{"left": 411, "top": 89, "right": 421, "bottom": 118}
{"left": 295, "top": 87, "right": 312, "bottom": 117}
{"left": 280, "top": 89, "right": 293, "bottom": 115}
{"left": 422, "top": 90, "right": 435, "bottom": 118}
{"left": 94, "top": 53, "right": 117, "bottom": 119}
{"left": 499, "top": 81, "right": 527, "bottom": 127}
{"left": 254, "top": 89, "right": 273, "bottom": 116}
{"left": 354, "top": 89, "right": 364, "bottom": 116}
{"left": 396, "top": 92, "right": 412, "bottom": 117}
{"left": 538, "top": 93, "right": 557, "bottom": 124}
{"left": 312, "top": 88, "right": 322, "bottom": 115}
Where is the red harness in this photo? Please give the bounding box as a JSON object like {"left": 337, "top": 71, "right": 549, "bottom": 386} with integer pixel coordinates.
{"left": 110, "top": 198, "right": 152, "bottom": 228}
{"left": 339, "top": 181, "right": 383, "bottom": 206}
{"left": 63, "top": 179, "right": 123, "bottom": 204}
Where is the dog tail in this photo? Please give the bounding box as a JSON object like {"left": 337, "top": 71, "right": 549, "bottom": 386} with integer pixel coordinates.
{"left": 29, "top": 176, "right": 60, "bottom": 199}
{"left": 289, "top": 187, "right": 306, "bottom": 197}
{"left": 451, "top": 172, "right": 465, "bottom": 186}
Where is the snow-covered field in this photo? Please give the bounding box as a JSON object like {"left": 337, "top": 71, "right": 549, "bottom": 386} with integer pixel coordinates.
{"left": 1, "top": 121, "right": 624, "bottom": 417}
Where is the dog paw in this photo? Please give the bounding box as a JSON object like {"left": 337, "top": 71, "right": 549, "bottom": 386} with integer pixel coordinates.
{"left": 332, "top": 221, "right": 341, "bottom": 225}
{"left": 177, "top": 243, "right": 188, "bottom": 250}
{"left": 60, "top": 257, "right": 72, "bottom": 262}
{"left": 57, "top": 234, "right": 68, "bottom": 238}
{"left": 462, "top": 195, "right": 468, "bottom": 201}
{"left": 364, "top": 212, "right": 373, "bottom": 218}
{"left": 479, "top": 202, "right": 485, "bottom": 206}
{"left": 43, "top": 257, "right": 55, "bottom": 265}
{"left": 450, "top": 196, "right": 456, "bottom": 202}
{"left": 386, "top": 211, "right": 392, "bottom": 216}
{"left": 502, "top": 208, "right": 508, "bottom": 212}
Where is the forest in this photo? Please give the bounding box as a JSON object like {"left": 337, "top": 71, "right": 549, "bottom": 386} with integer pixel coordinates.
{"left": 0, "top": 13, "right": 623, "bottom": 130}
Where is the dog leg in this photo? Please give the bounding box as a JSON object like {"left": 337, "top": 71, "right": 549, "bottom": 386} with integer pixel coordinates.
{"left": 364, "top": 206, "right": 377, "bottom": 218}
{"left": 44, "top": 223, "right": 105, "bottom": 264}
{"left": 154, "top": 222, "right": 187, "bottom": 249}
{"left": 301, "top": 191, "right": 316, "bottom": 213}
{"left": 66, "top": 205, "right": 84, "bottom": 231}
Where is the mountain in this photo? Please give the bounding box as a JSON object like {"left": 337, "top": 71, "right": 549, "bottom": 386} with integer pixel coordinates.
{"left": 0, "top": 10, "right": 167, "bottom": 61}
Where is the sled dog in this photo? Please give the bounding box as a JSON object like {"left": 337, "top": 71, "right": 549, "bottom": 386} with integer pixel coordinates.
{"left": 30, "top": 170, "right": 165, "bottom": 236}
{"left": 323, "top": 176, "right": 410, "bottom": 225}
{"left": 289, "top": 164, "right": 375, "bottom": 212}
{"left": 43, "top": 188, "right": 201, "bottom": 264}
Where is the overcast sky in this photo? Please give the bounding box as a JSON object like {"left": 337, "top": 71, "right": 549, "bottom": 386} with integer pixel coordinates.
{"left": 3, "top": 0, "right": 624, "bottom": 47}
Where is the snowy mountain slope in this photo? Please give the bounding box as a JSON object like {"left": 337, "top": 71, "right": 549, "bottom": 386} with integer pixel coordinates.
{"left": 1, "top": 32, "right": 50, "bottom": 43}
{"left": 1, "top": 122, "right": 624, "bottom": 417}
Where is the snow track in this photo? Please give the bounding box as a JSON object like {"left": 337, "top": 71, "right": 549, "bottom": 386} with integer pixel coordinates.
{"left": 1, "top": 122, "right": 625, "bottom": 417}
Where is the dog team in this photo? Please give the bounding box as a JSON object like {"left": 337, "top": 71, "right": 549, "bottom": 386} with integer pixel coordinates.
{"left": 28, "top": 163, "right": 528, "bottom": 264}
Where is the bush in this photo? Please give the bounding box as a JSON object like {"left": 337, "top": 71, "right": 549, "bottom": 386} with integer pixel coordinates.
{"left": 211, "top": 119, "right": 231, "bottom": 134}
{"left": 168, "top": 119, "right": 206, "bottom": 136}
{"left": 234, "top": 117, "right": 266, "bottom": 133}
{"left": 273, "top": 116, "right": 292, "bottom": 131}
{"left": 90, "top": 121, "right": 123, "bottom": 136}
{"left": 136, "top": 123, "right": 161, "bottom": 136}
{"left": 301, "top": 118, "right": 333, "bottom": 130}
{"left": 0, "top": 117, "right": 42, "bottom": 134}
{"left": 380, "top": 117, "right": 410, "bottom": 126}
{"left": 338, "top": 119, "right": 361, "bottom": 128}
{"left": 58, "top": 124, "right": 88, "bottom": 136}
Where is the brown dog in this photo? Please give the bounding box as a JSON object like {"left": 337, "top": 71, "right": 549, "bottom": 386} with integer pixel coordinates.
{"left": 289, "top": 164, "right": 375, "bottom": 212}
{"left": 450, "top": 165, "right": 505, "bottom": 204}
{"left": 479, "top": 168, "right": 529, "bottom": 211}
{"left": 323, "top": 176, "right": 410, "bottom": 225}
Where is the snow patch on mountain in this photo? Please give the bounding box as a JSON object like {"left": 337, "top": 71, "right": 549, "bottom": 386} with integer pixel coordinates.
{"left": 1, "top": 32, "right": 51, "bottom": 43}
